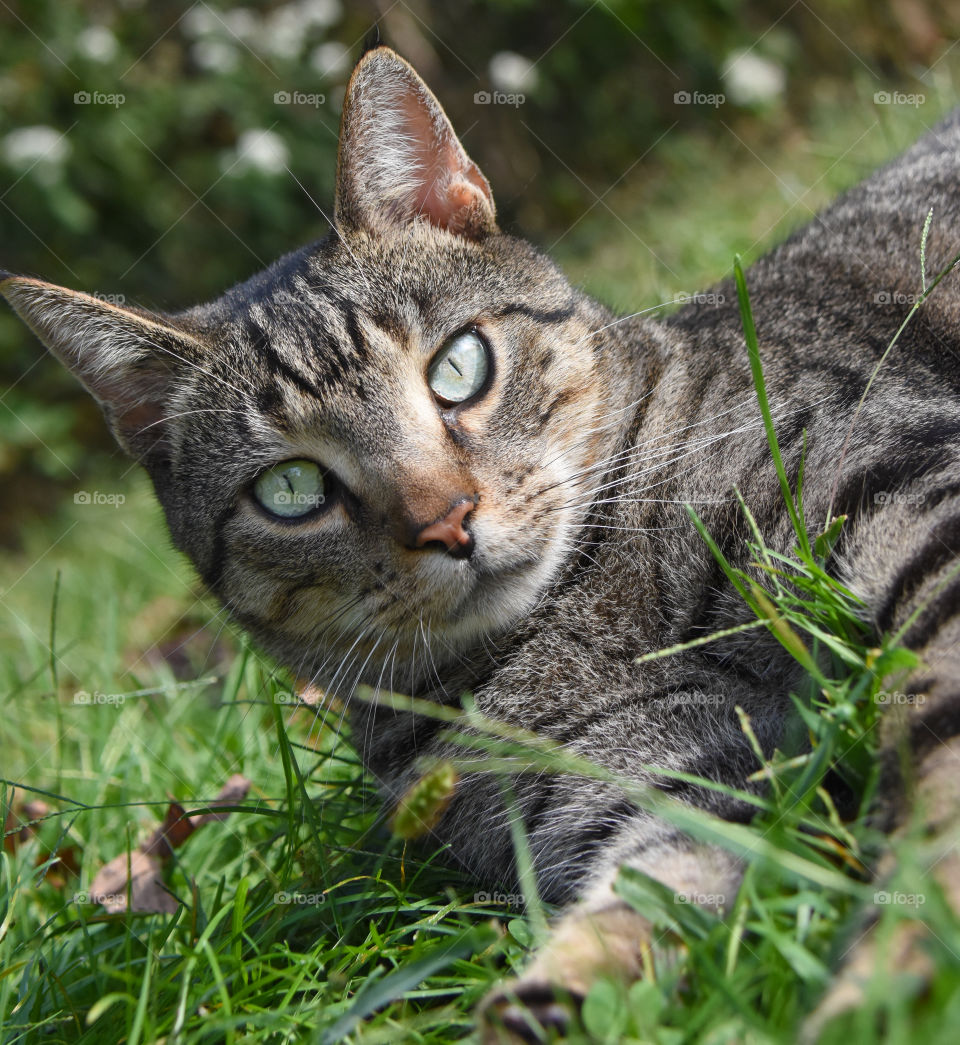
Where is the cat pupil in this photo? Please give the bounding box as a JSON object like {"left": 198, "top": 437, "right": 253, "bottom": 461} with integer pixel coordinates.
{"left": 253, "top": 460, "right": 325, "bottom": 520}
{"left": 428, "top": 329, "right": 489, "bottom": 405}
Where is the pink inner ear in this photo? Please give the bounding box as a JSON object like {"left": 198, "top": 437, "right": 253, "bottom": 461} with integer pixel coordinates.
{"left": 400, "top": 92, "right": 492, "bottom": 233}
{"left": 116, "top": 400, "right": 166, "bottom": 441}
{"left": 95, "top": 369, "right": 170, "bottom": 451}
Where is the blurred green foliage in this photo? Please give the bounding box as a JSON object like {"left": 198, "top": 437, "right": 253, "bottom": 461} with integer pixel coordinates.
{"left": 0, "top": 0, "right": 954, "bottom": 540}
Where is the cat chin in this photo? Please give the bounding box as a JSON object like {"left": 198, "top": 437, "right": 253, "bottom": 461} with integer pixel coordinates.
{"left": 413, "top": 545, "right": 568, "bottom": 665}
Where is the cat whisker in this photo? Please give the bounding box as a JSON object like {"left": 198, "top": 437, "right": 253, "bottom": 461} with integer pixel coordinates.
{"left": 572, "top": 296, "right": 702, "bottom": 348}
{"left": 134, "top": 407, "right": 254, "bottom": 434}
{"left": 139, "top": 334, "right": 252, "bottom": 400}
{"left": 284, "top": 165, "right": 374, "bottom": 298}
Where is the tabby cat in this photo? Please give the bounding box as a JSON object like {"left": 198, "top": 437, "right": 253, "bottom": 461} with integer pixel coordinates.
{"left": 5, "top": 46, "right": 960, "bottom": 1041}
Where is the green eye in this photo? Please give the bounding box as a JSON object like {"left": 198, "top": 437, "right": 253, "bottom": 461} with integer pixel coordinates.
{"left": 254, "top": 459, "right": 326, "bottom": 519}
{"left": 427, "top": 329, "right": 490, "bottom": 405}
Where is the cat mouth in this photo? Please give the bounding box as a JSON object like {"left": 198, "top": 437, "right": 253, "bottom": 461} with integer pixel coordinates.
{"left": 443, "top": 555, "right": 544, "bottom": 623}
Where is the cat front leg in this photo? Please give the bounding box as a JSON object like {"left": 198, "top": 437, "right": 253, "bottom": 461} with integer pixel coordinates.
{"left": 804, "top": 494, "right": 960, "bottom": 1035}
{"left": 478, "top": 831, "right": 742, "bottom": 1042}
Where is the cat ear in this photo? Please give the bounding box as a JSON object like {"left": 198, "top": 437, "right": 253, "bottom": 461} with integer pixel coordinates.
{"left": 0, "top": 272, "right": 204, "bottom": 462}
{"left": 335, "top": 47, "right": 497, "bottom": 239}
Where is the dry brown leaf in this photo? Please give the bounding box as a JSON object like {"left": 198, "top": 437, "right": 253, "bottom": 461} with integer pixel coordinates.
{"left": 83, "top": 775, "right": 251, "bottom": 914}
{"left": 3, "top": 792, "right": 50, "bottom": 853}
{"left": 89, "top": 849, "right": 175, "bottom": 913}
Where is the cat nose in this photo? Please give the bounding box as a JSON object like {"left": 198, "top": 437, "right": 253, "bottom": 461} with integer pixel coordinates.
{"left": 413, "top": 498, "right": 475, "bottom": 559}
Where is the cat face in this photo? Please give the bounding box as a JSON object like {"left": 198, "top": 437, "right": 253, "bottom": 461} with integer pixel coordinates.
{"left": 0, "top": 48, "right": 630, "bottom": 693}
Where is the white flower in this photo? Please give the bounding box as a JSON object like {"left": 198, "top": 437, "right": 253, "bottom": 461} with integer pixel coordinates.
{"left": 297, "top": 0, "right": 341, "bottom": 28}
{"left": 76, "top": 26, "right": 118, "bottom": 63}
{"left": 721, "top": 51, "right": 785, "bottom": 106}
{"left": 310, "top": 40, "right": 349, "bottom": 79}
{"left": 192, "top": 39, "right": 240, "bottom": 73}
{"left": 220, "top": 8, "right": 260, "bottom": 41}
{"left": 183, "top": 5, "right": 260, "bottom": 44}
{"left": 224, "top": 129, "right": 289, "bottom": 176}
{"left": 489, "top": 51, "right": 538, "bottom": 94}
{"left": 263, "top": 0, "right": 342, "bottom": 59}
{"left": 263, "top": 7, "right": 303, "bottom": 59}
{"left": 1, "top": 125, "right": 70, "bottom": 170}
{"left": 181, "top": 4, "right": 221, "bottom": 39}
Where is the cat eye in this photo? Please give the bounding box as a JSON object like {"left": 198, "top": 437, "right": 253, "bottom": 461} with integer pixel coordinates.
{"left": 253, "top": 459, "right": 326, "bottom": 519}
{"left": 427, "top": 329, "right": 490, "bottom": 406}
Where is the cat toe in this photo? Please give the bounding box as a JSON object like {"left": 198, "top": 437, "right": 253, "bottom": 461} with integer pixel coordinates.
{"left": 801, "top": 920, "right": 934, "bottom": 1043}
{"left": 479, "top": 980, "right": 584, "bottom": 1043}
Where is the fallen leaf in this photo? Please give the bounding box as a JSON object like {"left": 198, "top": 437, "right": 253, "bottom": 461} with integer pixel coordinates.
{"left": 3, "top": 792, "right": 50, "bottom": 853}
{"left": 82, "top": 775, "right": 251, "bottom": 914}
{"left": 89, "top": 849, "right": 175, "bottom": 914}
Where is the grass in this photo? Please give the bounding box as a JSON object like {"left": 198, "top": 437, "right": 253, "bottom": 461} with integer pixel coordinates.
{"left": 5, "top": 70, "right": 960, "bottom": 1044}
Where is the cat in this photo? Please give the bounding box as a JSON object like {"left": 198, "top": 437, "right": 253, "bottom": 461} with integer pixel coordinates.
{"left": 5, "top": 44, "right": 960, "bottom": 1042}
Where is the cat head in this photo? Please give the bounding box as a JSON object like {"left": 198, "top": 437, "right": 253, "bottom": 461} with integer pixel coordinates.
{"left": 1, "top": 47, "right": 638, "bottom": 694}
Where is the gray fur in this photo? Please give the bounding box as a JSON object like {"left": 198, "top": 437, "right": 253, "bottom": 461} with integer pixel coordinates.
{"left": 4, "top": 45, "right": 960, "bottom": 1022}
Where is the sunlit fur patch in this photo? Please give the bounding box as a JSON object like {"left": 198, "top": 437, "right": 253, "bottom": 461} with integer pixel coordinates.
{"left": 8, "top": 211, "right": 641, "bottom": 703}
{"left": 176, "top": 223, "right": 653, "bottom": 700}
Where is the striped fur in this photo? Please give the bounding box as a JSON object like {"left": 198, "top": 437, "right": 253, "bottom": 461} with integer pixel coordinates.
{"left": 4, "top": 45, "right": 960, "bottom": 1035}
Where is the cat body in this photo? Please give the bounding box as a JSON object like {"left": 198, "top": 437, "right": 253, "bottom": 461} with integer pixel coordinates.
{"left": 5, "top": 46, "right": 960, "bottom": 1039}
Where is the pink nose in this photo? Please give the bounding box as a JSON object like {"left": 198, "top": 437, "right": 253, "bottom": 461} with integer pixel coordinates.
{"left": 414, "top": 499, "right": 475, "bottom": 558}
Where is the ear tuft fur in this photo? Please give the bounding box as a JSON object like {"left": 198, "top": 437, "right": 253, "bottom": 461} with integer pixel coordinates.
{"left": 0, "top": 277, "right": 205, "bottom": 462}
{"left": 335, "top": 47, "right": 496, "bottom": 240}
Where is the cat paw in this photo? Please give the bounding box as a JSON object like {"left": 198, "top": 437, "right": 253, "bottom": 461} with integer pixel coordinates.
{"left": 801, "top": 915, "right": 935, "bottom": 1042}
{"left": 478, "top": 980, "right": 584, "bottom": 1043}
{"left": 477, "top": 899, "right": 659, "bottom": 1042}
